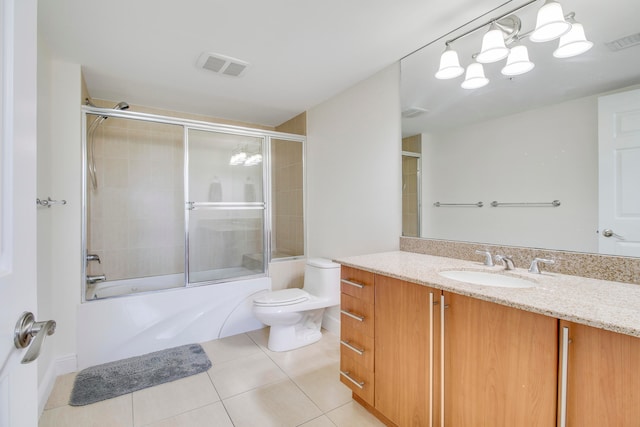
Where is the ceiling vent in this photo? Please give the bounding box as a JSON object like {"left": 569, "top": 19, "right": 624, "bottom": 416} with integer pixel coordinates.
{"left": 197, "top": 52, "right": 249, "bottom": 77}
{"left": 401, "top": 107, "right": 429, "bottom": 118}
{"left": 605, "top": 33, "right": 640, "bottom": 52}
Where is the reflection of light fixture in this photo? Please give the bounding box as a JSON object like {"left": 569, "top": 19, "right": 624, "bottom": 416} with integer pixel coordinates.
{"left": 553, "top": 13, "right": 593, "bottom": 58}
{"left": 435, "top": 45, "right": 465, "bottom": 79}
{"left": 230, "top": 145, "right": 263, "bottom": 166}
{"left": 432, "top": 1, "right": 589, "bottom": 90}
{"left": 501, "top": 44, "right": 535, "bottom": 76}
{"left": 244, "top": 152, "right": 263, "bottom": 166}
{"left": 461, "top": 62, "right": 489, "bottom": 89}
{"left": 530, "top": 0, "right": 571, "bottom": 42}
{"left": 229, "top": 146, "right": 247, "bottom": 165}
{"left": 477, "top": 22, "right": 510, "bottom": 63}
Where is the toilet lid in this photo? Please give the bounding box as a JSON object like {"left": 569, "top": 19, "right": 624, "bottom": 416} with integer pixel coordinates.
{"left": 254, "top": 288, "right": 310, "bottom": 306}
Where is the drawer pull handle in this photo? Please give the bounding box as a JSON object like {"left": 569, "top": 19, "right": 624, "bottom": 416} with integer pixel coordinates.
{"left": 340, "top": 370, "right": 365, "bottom": 389}
{"left": 340, "top": 309, "right": 364, "bottom": 322}
{"left": 340, "top": 340, "right": 364, "bottom": 355}
{"left": 341, "top": 279, "right": 365, "bottom": 289}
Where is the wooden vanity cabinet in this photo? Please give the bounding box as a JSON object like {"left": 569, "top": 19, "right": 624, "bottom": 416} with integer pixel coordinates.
{"left": 339, "top": 269, "right": 558, "bottom": 427}
{"left": 443, "top": 292, "right": 558, "bottom": 426}
{"left": 559, "top": 320, "right": 640, "bottom": 426}
{"left": 339, "top": 266, "right": 375, "bottom": 406}
{"left": 375, "top": 275, "right": 439, "bottom": 427}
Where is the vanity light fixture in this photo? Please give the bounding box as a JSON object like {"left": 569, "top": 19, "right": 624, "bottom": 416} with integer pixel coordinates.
{"left": 476, "top": 22, "right": 510, "bottom": 63}
{"left": 529, "top": 0, "right": 571, "bottom": 42}
{"left": 501, "top": 44, "right": 535, "bottom": 76}
{"left": 553, "top": 13, "right": 593, "bottom": 58}
{"left": 434, "top": 44, "right": 465, "bottom": 79}
{"left": 461, "top": 62, "right": 489, "bottom": 89}
{"left": 432, "top": 0, "right": 590, "bottom": 90}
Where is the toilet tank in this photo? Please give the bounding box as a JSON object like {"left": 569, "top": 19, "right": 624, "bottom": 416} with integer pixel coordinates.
{"left": 302, "top": 258, "right": 341, "bottom": 305}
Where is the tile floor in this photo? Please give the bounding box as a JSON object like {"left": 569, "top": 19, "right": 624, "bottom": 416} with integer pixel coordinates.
{"left": 39, "top": 328, "right": 386, "bottom": 427}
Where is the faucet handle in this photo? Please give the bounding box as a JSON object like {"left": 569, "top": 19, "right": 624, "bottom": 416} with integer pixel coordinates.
{"left": 475, "top": 250, "right": 494, "bottom": 266}
{"left": 495, "top": 255, "right": 515, "bottom": 270}
{"left": 529, "top": 258, "right": 555, "bottom": 274}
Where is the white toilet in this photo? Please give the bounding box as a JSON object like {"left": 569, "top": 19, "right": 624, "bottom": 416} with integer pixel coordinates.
{"left": 253, "top": 258, "right": 340, "bottom": 352}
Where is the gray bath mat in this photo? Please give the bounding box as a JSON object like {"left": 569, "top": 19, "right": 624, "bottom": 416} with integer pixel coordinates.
{"left": 69, "top": 343, "right": 211, "bottom": 406}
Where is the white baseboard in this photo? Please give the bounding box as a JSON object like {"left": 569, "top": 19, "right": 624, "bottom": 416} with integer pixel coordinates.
{"left": 55, "top": 353, "right": 77, "bottom": 376}
{"left": 38, "top": 353, "right": 77, "bottom": 416}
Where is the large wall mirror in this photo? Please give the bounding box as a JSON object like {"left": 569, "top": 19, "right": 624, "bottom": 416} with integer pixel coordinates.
{"left": 401, "top": 0, "right": 640, "bottom": 257}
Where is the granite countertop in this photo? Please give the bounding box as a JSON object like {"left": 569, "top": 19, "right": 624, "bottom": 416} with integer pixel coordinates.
{"left": 334, "top": 251, "right": 640, "bottom": 338}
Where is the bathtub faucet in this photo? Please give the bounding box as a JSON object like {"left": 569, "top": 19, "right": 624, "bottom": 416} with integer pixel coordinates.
{"left": 86, "top": 253, "right": 101, "bottom": 264}
{"left": 87, "top": 274, "right": 106, "bottom": 284}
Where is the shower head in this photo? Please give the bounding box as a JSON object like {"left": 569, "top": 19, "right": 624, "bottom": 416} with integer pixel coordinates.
{"left": 86, "top": 98, "right": 130, "bottom": 191}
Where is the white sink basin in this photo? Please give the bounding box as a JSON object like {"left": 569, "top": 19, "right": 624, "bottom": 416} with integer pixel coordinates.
{"left": 438, "top": 270, "right": 535, "bottom": 288}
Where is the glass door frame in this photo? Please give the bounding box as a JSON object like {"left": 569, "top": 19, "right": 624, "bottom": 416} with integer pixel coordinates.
{"left": 80, "top": 105, "right": 306, "bottom": 301}
{"left": 184, "top": 126, "right": 269, "bottom": 286}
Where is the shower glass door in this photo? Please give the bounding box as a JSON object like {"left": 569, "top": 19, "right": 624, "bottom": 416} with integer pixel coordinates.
{"left": 186, "top": 128, "right": 266, "bottom": 284}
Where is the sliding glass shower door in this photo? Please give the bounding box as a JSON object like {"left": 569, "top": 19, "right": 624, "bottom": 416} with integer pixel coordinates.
{"left": 186, "top": 128, "right": 267, "bottom": 284}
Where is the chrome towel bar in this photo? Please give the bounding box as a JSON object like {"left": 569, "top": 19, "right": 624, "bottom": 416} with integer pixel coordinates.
{"left": 491, "top": 200, "right": 560, "bottom": 207}
{"left": 36, "top": 197, "right": 67, "bottom": 208}
{"left": 433, "top": 201, "right": 483, "bottom": 207}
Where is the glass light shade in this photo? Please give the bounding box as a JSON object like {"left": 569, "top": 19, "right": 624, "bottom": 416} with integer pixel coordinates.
{"left": 476, "top": 23, "right": 510, "bottom": 63}
{"left": 461, "top": 62, "right": 489, "bottom": 89}
{"left": 553, "top": 21, "right": 593, "bottom": 58}
{"left": 435, "top": 46, "right": 464, "bottom": 79}
{"left": 501, "top": 45, "right": 535, "bottom": 76}
{"left": 530, "top": 0, "right": 571, "bottom": 42}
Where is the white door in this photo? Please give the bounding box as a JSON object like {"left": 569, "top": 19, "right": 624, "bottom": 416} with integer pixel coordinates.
{"left": 598, "top": 88, "right": 640, "bottom": 256}
{"left": 0, "top": 0, "right": 39, "bottom": 426}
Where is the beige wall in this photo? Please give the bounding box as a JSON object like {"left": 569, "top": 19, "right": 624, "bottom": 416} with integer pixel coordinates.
{"left": 307, "top": 64, "right": 402, "bottom": 258}
{"left": 276, "top": 112, "right": 306, "bottom": 135}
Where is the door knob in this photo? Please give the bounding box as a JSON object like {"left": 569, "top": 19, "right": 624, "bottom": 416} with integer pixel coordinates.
{"left": 602, "top": 229, "right": 625, "bottom": 239}
{"left": 14, "top": 312, "right": 56, "bottom": 364}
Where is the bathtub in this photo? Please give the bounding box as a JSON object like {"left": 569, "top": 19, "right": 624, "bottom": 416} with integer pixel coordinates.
{"left": 76, "top": 276, "right": 270, "bottom": 369}
{"left": 85, "top": 267, "right": 259, "bottom": 300}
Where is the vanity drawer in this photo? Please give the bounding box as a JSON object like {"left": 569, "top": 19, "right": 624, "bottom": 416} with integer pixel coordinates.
{"left": 341, "top": 293, "right": 374, "bottom": 338}
{"left": 340, "top": 326, "right": 374, "bottom": 372}
{"left": 340, "top": 354, "right": 374, "bottom": 406}
{"left": 341, "top": 266, "right": 375, "bottom": 305}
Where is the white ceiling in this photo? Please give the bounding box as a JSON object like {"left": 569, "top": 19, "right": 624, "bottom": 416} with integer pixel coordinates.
{"left": 38, "top": 0, "right": 517, "bottom": 127}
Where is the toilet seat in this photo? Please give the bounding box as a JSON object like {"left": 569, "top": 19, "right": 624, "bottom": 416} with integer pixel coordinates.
{"left": 254, "top": 288, "right": 310, "bottom": 307}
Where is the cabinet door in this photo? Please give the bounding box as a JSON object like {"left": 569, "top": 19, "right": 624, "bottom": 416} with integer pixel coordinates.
{"left": 375, "top": 275, "right": 438, "bottom": 427}
{"left": 560, "top": 321, "right": 640, "bottom": 426}
{"left": 444, "top": 292, "right": 557, "bottom": 427}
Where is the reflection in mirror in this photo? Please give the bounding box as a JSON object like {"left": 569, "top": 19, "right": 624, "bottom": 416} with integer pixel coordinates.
{"left": 401, "top": 0, "right": 640, "bottom": 257}
{"left": 402, "top": 136, "right": 421, "bottom": 237}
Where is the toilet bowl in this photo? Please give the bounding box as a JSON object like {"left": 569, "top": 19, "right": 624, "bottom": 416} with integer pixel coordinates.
{"left": 253, "top": 258, "right": 340, "bottom": 351}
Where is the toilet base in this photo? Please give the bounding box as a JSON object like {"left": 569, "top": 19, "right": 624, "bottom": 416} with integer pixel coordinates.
{"left": 266, "top": 308, "right": 324, "bottom": 352}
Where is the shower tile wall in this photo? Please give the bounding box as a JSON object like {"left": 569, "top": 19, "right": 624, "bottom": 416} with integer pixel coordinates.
{"left": 272, "top": 140, "right": 304, "bottom": 257}
{"left": 87, "top": 117, "right": 184, "bottom": 281}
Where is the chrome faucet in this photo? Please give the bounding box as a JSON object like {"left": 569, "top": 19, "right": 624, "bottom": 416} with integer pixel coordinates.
{"left": 86, "top": 253, "right": 101, "bottom": 264}
{"left": 475, "top": 250, "right": 494, "bottom": 266}
{"left": 495, "top": 255, "right": 515, "bottom": 270}
{"left": 529, "top": 258, "right": 555, "bottom": 274}
{"left": 86, "top": 274, "right": 106, "bottom": 284}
